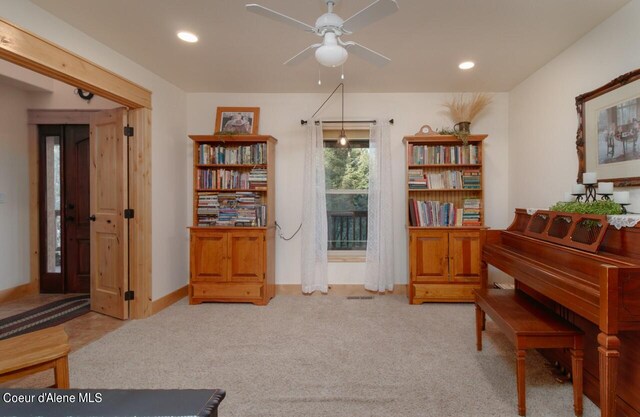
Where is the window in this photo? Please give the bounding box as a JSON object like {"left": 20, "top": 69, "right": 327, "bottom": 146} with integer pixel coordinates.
{"left": 324, "top": 126, "right": 370, "bottom": 253}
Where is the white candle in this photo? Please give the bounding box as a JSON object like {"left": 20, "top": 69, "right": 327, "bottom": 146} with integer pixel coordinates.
{"left": 572, "top": 184, "right": 586, "bottom": 194}
{"left": 597, "top": 182, "right": 613, "bottom": 194}
{"left": 563, "top": 192, "right": 574, "bottom": 202}
{"left": 583, "top": 172, "right": 597, "bottom": 184}
{"left": 613, "top": 191, "right": 630, "bottom": 204}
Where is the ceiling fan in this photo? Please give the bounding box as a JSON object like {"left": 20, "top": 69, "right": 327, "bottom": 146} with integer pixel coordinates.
{"left": 246, "top": 0, "right": 399, "bottom": 68}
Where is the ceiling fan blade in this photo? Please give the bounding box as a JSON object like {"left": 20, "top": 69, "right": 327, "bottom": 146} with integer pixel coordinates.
{"left": 344, "top": 42, "right": 391, "bottom": 67}
{"left": 283, "top": 44, "right": 321, "bottom": 66}
{"left": 341, "top": 0, "right": 399, "bottom": 33}
{"left": 246, "top": 4, "right": 316, "bottom": 33}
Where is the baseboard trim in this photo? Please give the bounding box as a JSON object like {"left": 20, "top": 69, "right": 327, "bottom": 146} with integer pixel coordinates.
{"left": 152, "top": 285, "right": 188, "bottom": 315}
{"left": 0, "top": 282, "right": 38, "bottom": 303}
{"left": 276, "top": 284, "right": 407, "bottom": 296}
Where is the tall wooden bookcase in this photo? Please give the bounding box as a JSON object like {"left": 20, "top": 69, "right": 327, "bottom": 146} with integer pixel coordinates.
{"left": 403, "top": 134, "right": 488, "bottom": 304}
{"left": 188, "top": 135, "right": 276, "bottom": 306}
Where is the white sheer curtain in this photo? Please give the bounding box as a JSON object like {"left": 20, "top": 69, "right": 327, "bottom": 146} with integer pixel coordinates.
{"left": 365, "top": 120, "right": 395, "bottom": 292}
{"left": 301, "top": 122, "right": 328, "bottom": 294}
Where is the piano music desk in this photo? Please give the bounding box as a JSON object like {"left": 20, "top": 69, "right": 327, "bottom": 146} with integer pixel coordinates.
{"left": 475, "top": 288, "right": 584, "bottom": 416}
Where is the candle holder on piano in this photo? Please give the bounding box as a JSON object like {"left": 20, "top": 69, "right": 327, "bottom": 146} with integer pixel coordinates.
{"left": 620, "top": 203, "right": 630, "bottom": 214}
{"left": 597, "top": 192, "right": 612, "bottom": 201}
{"left": 584, "top": 183, "right": 597, "bottom": 203}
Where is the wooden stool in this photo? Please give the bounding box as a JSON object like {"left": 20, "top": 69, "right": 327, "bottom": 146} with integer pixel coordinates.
{"left": 474, "top": 289, "right": 584, "bottom": 416}
{"left": 0, "top": 325, "right": 70, "bottom": 388}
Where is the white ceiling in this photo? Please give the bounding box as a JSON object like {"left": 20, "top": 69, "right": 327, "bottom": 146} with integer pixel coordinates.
{"left": 30, "top": 0, "right": 629, "bottom": 93}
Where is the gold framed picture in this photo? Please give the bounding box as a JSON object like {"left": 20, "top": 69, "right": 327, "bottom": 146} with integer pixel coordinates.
{"left": 215, "top": 107, "right": 260, "bottom": 135}
{"left": 576, "top": 68, "right": 640, "bottom": 187}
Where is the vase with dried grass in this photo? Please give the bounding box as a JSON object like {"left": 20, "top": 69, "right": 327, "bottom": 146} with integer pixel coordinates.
{"left": 442, "top": 93, "right": 492, "bottom": 144}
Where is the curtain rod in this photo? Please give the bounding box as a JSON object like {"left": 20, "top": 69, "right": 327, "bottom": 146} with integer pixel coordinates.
{"left": 300, "top": 119, "right": 394, "bottom": 126}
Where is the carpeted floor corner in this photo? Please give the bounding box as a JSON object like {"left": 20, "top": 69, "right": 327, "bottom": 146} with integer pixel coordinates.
{"left": 69, "top": 295, "right": 598, "bottom": 417}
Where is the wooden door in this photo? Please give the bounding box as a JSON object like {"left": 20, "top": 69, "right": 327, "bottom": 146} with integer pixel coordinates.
{"left": 190, "top": 230, "right": 228, "bottom": 282}
{"left": 64, "top": 125, "right": 91, "bottom": 293}
{"left": 449, "top": 231, "right": 481, "bottom": 282}
{"left": 228, "top": 230, "right": 264, "bottom": 283}
{"left": 410, "top": 230, "right": 449, "bottom": 282}
{"left": 90, "top": 108, "right": 128, "bottom": 319}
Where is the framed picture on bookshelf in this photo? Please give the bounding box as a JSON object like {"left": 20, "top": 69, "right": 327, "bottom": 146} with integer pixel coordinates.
{"left": 577, "top": 68, "right": 640, "bottom": 187}
{"left": 215, "top": 107, "right": 260, "bottom": 135}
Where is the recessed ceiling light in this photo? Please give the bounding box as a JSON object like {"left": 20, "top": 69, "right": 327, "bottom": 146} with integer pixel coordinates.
{"left": 177, "top": 31, "right": 198, "bottom": 43}
{"left": 459, "top": 61, "right": 475, "bottom": 70}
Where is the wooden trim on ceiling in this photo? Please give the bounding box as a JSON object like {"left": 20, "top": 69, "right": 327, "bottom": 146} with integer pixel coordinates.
{"left": 28, "top": 110, "right": 97, "bottom": 125}
{"left": 152, "top": 285, "right": 188, "bottom": 315}
{"left": 0, "top": 17, "right": 152, "bottom": 109}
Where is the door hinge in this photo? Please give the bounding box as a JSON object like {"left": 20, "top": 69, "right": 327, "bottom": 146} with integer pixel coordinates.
{"left": 124, "top": 126, "right": 134, "bottom": 137}
{"left": 124, "top": 290, "right": 135, "bottom": 301}
{"left": 124, "top": 208, "right": 135, "bottom": 219}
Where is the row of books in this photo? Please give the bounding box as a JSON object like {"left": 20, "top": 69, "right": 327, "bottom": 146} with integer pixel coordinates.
{"left": 409, "top": 144, "right": 479, "bottom": 165}
{"left": 198, "top": 143, "right": 267, "bottom": 165}
{"left": 197, "top": 167, "right": 267, "bottom": 190}
{"left": 408, "top": 199, "right": 482, "bottom": 227}
{"left": 197, "top": 192, "right": 267, "bottom": 227}
{"left": 463, "top": 198, "right": 481, "bottom": 226}
{"left": 408, "top": 169, "right": 481, "bottom": 190}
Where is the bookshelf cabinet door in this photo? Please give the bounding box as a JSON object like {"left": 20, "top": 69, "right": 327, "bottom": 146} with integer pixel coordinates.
{"left": 448, "top": 231, "right": 481, "bottom": 282}
{"left": 228, "top": 231, "right": 265, "bottom": 283}
{"left": 410, "top": 230, "right": 449, "bottom": 282}
{"left": 191, "top": 231, "right": 228, "bottom": 282}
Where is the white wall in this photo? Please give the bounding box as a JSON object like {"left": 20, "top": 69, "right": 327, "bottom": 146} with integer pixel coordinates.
{"left": 0, "top": 82, "right": 30, "bottom": 291}
{"left": 2, "top": 0, "right": 189, "bottom": 299}
{"left": 509, "top": 0, "right": 640, "bottom": 212}
{"left": 188, "top": 92, "right": 509, "bottom": 285}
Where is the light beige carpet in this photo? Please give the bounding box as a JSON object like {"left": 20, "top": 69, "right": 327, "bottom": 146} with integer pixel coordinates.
{"left": 70, "top": 295, "right": 598, "bottom": 417}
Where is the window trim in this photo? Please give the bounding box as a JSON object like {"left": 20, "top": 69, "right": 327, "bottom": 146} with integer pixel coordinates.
{"left": 328, "top": 250, "right": 366, "bottom": 263}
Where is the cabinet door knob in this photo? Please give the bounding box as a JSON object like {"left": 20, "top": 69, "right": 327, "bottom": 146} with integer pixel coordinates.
{"left": 88, "top": 215, "right": 96, "bottom": 222}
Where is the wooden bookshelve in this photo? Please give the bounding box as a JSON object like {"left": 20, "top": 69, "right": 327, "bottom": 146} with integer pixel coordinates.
{"left": 403, "top": 134, "right": 488, "bottom": 304}
{"left": 188, "top": 134, "right": 277, "bottom": 306}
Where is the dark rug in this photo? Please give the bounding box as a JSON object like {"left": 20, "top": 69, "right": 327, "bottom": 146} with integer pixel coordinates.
{"left": 0, "top": 295, "right": 90, "bottom": 340}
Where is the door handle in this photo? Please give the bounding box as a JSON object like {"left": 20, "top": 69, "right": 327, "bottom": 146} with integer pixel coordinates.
{"left": 88, "top": 215, "right": 96, "bottom": 222}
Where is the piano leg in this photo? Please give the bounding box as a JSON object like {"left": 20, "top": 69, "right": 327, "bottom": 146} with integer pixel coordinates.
{"left": 475, "top": 304, "right": 485, "bottom": 351}
{"left": 597, "top": 333, "right": 620, "bottom": 417}
{"left": 517, "top": 349, "right": 526, "bottom": 416}
{"left": 571, "top": 348, "right": 584, "bottom": 416}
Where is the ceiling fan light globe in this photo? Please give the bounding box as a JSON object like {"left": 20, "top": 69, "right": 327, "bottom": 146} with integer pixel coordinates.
{"left": 315, "top": 45, "right": 348, "bottom": 67}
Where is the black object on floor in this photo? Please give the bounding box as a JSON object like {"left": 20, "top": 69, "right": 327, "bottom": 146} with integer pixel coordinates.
{"left": 0, "top": 295, "right": 90, "bottom": 340}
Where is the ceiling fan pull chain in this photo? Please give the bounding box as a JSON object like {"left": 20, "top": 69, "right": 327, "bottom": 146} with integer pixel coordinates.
{"left": 318, "top": 67, "right": 322, "bottom": 86}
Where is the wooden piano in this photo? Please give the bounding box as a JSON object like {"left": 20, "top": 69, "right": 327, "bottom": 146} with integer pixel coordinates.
{"left": 483, "top": 209, "right": 640, "bottom": 417}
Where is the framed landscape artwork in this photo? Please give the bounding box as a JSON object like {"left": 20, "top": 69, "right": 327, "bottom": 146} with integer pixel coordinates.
{"left": 576, "top": 68, "right": 640, "bottom": 186}
{"left": 215, "top": 107, "right": 260, "bottom": 135}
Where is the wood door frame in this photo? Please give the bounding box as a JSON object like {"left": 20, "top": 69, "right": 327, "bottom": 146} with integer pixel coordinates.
{"left": 2, "top": 12, "right": 154, "bottom": 319}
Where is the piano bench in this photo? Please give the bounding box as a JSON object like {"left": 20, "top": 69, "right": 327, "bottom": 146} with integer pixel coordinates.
{"left": 474, "top": 289, "right": 584, "bottom": 417}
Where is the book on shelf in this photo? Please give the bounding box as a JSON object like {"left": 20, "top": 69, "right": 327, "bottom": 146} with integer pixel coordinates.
{"left": 196, "top": 191, "right": 266, "bottom": 227}
{"left": 409, "top": 199, "right": 457, "bottom": 227}
{"left": 198, "top": 143, "right": 267, "bottom": 165}
{"left": 408, "top": 169, "right": 481, "bottom": 190}
{"left": 248, "top": 167, "right": 267, "bottom": 189}
{"left": 409, "top": 144, "right": 479, "bottom": 165}
{"left": 462, "top": 198, "right": 481, "bottom": 226}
